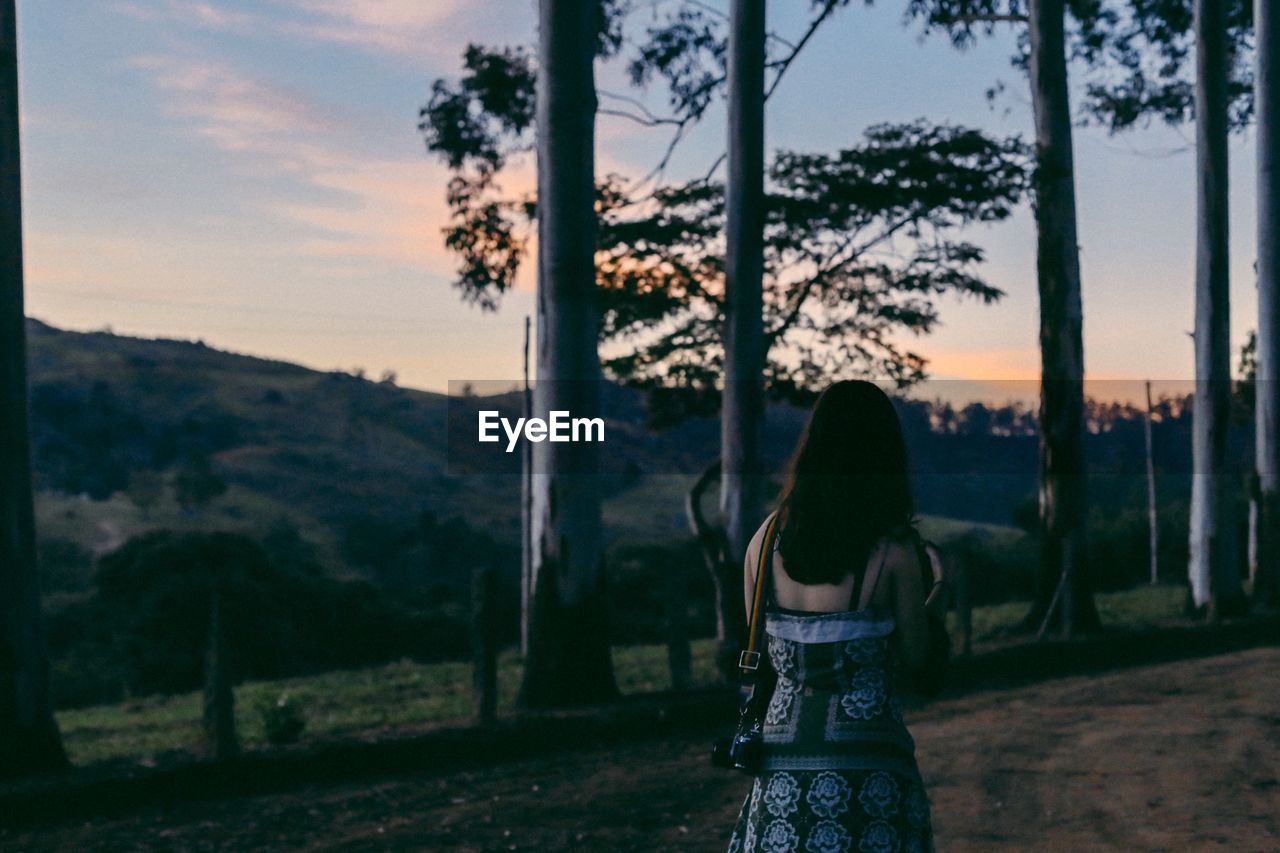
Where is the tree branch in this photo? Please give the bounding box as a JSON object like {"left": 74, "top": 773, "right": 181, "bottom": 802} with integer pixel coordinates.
{"left": 765, "top": 0, "right": 843, "bottom": 100}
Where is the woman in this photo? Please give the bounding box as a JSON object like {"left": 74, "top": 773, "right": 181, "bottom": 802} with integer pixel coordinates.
{"left": 727, "top": 380, "right": 944, "bottom": 853}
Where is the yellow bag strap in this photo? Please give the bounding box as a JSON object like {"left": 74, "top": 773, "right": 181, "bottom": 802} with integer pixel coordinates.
{"left": 739, "top": 511, "right": 779, "bottom": 674}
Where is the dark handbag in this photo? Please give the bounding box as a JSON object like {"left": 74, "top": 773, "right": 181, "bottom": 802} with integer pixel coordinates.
{"left": 710, "top": 513, "right": 779, "bottom": 774}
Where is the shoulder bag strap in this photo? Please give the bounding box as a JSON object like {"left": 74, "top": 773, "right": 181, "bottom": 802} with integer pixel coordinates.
{"left": 739, "top": 511, "right": 779, "bottom": 677}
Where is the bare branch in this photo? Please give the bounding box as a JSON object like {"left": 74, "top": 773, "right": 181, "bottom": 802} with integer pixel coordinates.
{"left": 765, "top": 0, "right": 842, "bottom": 100}
{"left": 599, "top": 89, "right": 682, "bottom": 126}
{"left": 955, "top": 14, "right": 1027, "bottom": 25}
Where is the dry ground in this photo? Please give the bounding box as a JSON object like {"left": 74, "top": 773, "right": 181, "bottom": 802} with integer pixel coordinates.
{"left": 3, "top": 648, "right": 1278, "bottom": 852}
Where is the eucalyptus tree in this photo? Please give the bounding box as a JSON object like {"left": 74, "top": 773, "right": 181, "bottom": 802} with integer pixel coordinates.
{"left": 1189, "top": 0, "right": 1243, "bottom": 617}
{"left": 574, "top": 128, "right": 1029, "bottom": 660}
{"left": 908, "top": 0, "right": 1106, "bottom": 635}
{"left": 1256, "top": 0, "right": 1280, "bottom": 608}
{"left": 0, "top": 0, "right": 68, "bottom": 775}
{"left": 594, "top": 126, "right": 1028, "bottom": 398}
{"left": 520, "top": 0, "right": 620, "bottom": 706}
{"left": 421, "top": 3, "right": 1028, "bottom": 669}
{"left": 1075, "top": 0, "right": 1254, "bottom": 615}
{"left": 722, "top": 0, "right": 767, "bottom": 578}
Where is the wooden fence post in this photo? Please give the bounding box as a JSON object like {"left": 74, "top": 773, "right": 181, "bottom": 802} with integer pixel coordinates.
{"left": 1145, "top": 380, "right": 1160, "bottom": 584}
{"left": 666, "top": 557, "right": 692, "bottom": 691}
{"left": 202, "top": 587, "right": 238, "bottom": 761}
{"left": 472, "top": 566, "right": 498, "bottom": 725}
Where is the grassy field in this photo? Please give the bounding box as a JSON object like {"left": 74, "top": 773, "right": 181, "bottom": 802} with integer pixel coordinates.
{"left": 964, "top": 583, "right": 1185, "bottom": 639}
{"left": 54, "top": 584, "right": 1186, "bottom": 767}
{"left": 600, "top": 474, "right": 1026, "bottom": 552}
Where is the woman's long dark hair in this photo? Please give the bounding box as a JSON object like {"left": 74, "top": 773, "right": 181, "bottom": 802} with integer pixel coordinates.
{"left": 776, "top": 380, "right": 914, "bottom": 585}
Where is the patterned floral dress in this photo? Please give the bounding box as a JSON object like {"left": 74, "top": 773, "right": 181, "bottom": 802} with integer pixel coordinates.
{"left": 727, "top": 562, "right": 933, "bottom": 853}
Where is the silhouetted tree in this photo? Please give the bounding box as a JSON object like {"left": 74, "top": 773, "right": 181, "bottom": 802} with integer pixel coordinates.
{"left": 1075, "top": 0, "right": 1254, "bottom": 614}
{"left": 0, "top": 0, "right": 67, "bottom": 776}
{"left": 909, "top": 0, "right": 1101, "bottom": 635}
{"left": 422, "top": 3, "right": 1029, "bottom": 654}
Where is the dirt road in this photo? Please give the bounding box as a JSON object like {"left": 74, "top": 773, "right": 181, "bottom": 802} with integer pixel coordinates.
{"left": 4, "top": 648, "right": 1277, "bottom": 851}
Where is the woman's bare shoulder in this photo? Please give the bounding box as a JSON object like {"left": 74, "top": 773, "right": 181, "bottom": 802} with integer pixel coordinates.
{"left": 879, "top": 527, "right": 924, "bottom": 573}
{"left": 743, "top": 510, "right": 779, "bottom": 570}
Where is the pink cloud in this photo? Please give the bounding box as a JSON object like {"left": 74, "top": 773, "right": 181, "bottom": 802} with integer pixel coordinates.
{"left": 111, "top": 0, "right": 260, "bottom": 31}
{"left": 126, "top": 51, "right": 537, "bottom": 285}
{"left": 271, "top": 157, "right": 538, "bottom": 282}
{"left": 128, "top": 55, "right": 337, "bottom": 160}
{"left": 269, "top": 0, "right": 469, "bottom": 62}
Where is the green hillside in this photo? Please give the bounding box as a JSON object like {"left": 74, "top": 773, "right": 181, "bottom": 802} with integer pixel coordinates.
{"left": 27, "top": 319, "right": 490, "bottom": 551}
{"left": 23, "top": 320, "right": 1042, "bottom": 711}
{"left": 26, "top": 320, "right": 766, "bottom": 568}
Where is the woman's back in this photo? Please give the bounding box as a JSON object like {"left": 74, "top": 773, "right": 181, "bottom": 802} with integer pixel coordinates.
{"left": 728, "top": 515, "right": 934, "bottom": 853}
{"left": 744, "top": 518, "right": 895, "bottom": 615}
{"left": 726, "top": 381, "right": 935, "bottom": 852}
{"left": 743, "top": 516, "right": 933, "bottom": 673}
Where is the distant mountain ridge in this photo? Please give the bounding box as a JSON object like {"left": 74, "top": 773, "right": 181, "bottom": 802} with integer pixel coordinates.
{"left": 25, "top": 318, "right": 1194, "bottom": 561}
{"left": 22, "top": 319, "right": 804, "bottom": 556}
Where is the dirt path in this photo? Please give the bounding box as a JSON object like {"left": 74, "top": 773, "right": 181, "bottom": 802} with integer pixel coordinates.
{"left": 4, "top": 648, "right": 1278, "bottom": 852}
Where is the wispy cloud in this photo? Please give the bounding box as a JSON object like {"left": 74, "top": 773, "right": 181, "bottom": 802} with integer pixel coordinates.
{"left": 128, "top": 54, "right": 337, "bottom": 165}
{"left": 111, "top": 0, "right": 261, "bottom": 32}
{"left": 111, "top": 0, "right": 478, "bottom": 66}
{"left": 269, "top": 0, "right": 468, "bottom": 60}
{"left": 270, "top": 157, "right": 462, "bottom": 274}
{"left": 124, "top": 50, "right": 501, "bottom": 279}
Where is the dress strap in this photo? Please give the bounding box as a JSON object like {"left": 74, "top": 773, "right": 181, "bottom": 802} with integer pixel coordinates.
{"left": 761, "top": 512, "right": 781, "bottom": 610}
{"left": 857, "top": 539, "right": 891, "bottom": 611}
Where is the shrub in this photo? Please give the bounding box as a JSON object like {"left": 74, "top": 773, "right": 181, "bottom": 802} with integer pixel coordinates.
{"left": 258, "top": 693, "right": 306, "bottom": 746}
{"left": 44, "top": 530, "right": 461, "bottom": 707}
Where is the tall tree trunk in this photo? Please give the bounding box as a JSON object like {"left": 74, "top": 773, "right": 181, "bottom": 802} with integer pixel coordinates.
{"left": 720, "top": 0, "right": 767, "bottom": 569}
{"left": 519, "top": 0, "right": 618, "bottom": 707}
{"left": 0, "top": 1, "right": 67, "bottom": 777}
{"left": 1022, "top": 0, "right": 1099, "bottom": 636}
{"left": 1190, "top": 0, "right": 1244, "bottom": 618}
{"left": 1254, "top": 0, "right": 1280, "bottom": 608}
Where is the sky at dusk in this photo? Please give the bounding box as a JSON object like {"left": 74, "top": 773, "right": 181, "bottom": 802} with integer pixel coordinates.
{"left": 15, "top": 1, "right": 1263, "bottom": 399}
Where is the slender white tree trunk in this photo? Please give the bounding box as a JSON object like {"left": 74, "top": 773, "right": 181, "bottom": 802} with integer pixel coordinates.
{"left": 1255, "top": 0, "right": 1280, "bottom": 608}
{"left": 1026, "top": 0, "right": 1096, "bottom": 636}
{"left": 721, "top": 0, "right": 767, "bottom": 570}
{"left": 1189, "top": 0, "right": 1240, "bottom": 616}
{"left": 0, "top": 0, "right": 67, "bottom": 776}
{"left": 520, "top": 0, "right": 617, "bottom": 706}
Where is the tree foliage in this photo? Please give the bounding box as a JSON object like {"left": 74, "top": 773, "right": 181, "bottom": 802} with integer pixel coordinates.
{"left": 906, "top": 0, "right": 1255, "bottom": 132}
{"left": 418, "top": 3, "right": 1030, "bottom": 405}
{"left": 596, "top": 123, "right": 1030, "bottom": 404}
{"left": 904, "top": 0, "right": 1114, "bottom": 55}
{"left": 1074, "top": 0, "right": 1255, "bottom": 132}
